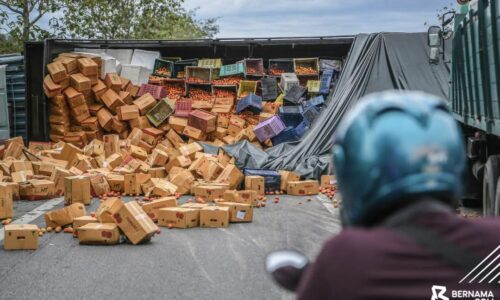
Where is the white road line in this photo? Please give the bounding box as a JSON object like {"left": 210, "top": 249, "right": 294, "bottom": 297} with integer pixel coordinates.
{"left": 316, "top": 194, "right": 336, "bottom": 215}
{"left": 0, "top": 198, "right": 64, "bottom": 242}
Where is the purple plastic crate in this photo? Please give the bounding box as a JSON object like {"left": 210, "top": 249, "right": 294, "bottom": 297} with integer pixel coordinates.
{"left": 253, "top": 115, "right": 286, "bottom": 142}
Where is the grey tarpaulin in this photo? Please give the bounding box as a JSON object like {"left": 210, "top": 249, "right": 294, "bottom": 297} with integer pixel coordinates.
{"left": 218, "top": 33, "right": 451, "bottom": 178}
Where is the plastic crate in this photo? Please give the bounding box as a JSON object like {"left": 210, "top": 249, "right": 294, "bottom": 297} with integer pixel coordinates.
{"left": 261, "top": 77, "right": 278, "bottom": 101}
{"left": 163, "top": 79, "right": 186, "bottom": 99}
{"left": 303, "top": 95, "right": 325, "bottom": 109}
{"left": 146, "top": 99, "right": 174, "bottom": 127}
{"left": 279, "top": 73, "right": 299, "bottom": 94}
{"left": 186, "top": 84, "right": 213, "bottom": 101}
{"left": 212, "top": 75, "right": 243, "bottom": 86}
{"left": 243, "top": 169, "right": 281, "bottom": 192}
{"left": 302, "top": 105, "right": 320, "bottom": 126}
{"left": 253, "top": 115, "right": 286, "bottom": 142}
{"left": 278, "top": 105, "right": 304, "bottom": 127}
{"left": 283, "top": 85, "right": 306, "bottom": 105}
{"left": 236, "top": 93, "right": 262, "bottom": 115}
{"left": 294, "top": 120, "right": 309, "bottom": 137}
{"left": 186, "top": 66, "right": 212, "bottom": 84}
{"left": 319, "top": 70, "right": 334, "bottom": 94}
{"left": 174, "top": 99, "right": 192, "bottom": 117}
{"left": 306, "top": 80, "right": 321, "bottom": 94}
{"left": 163, "top": 57, "right": 182, "bottom": 62}
{"left": 271, "top": 127, "right": 299, "bottom": 145}
{"left": 238, "top": 80, "right": 258, "bottom": 98}
{"left": 137, "top": 84, "right": 167, "bottom": 100}
{"left": 244, "top": 58, "right": 265, "bottom": 76}
{"left": 268, "top": 59, "right": 294, "bottom": 76}
{"left": 153, "top": 59, "right": 174, "bottom": 78}
{"left": 173, "top": 59, "right": 198, "bottom": 78}
{"left": 294, "top": 58, "right": 319, "bottom": 75}
{"left": 198, "top": 58, "right": 222, "bottom": 68}
{"left": 212, "top": 85, "right": 237, "bottom": 99}
{"left": 219, "top": 61, "right": 245, "bottom": 77}
{"left": 320, "top": 59, "right": 342, "bottom": 72}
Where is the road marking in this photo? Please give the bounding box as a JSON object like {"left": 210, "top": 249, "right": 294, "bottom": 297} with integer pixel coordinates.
{"left": 0, "top": 198, "right": 64, "bottom": 242}
{"left": 316, "top": 194, "right": 336, "bottom": 215}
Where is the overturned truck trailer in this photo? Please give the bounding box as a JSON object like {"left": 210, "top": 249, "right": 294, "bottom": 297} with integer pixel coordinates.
{"left": 24, "top": 33, "right": 449, "bottom": 178}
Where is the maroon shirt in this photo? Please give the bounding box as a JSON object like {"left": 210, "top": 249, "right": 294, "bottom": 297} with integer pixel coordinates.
{"left": 297, "top": 210, "right": 500, "bottom": 299}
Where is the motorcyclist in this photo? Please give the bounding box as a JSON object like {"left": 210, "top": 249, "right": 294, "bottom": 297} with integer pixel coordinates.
{"left": 296, "top": 91, "right": 500, "bottom": 299}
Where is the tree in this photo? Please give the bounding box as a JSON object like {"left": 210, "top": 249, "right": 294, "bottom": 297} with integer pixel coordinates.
{"left": 0, "top": 0, "right": 62, "bottom": 52}
{"left": 56, "top": 0, "right": 218, "bottom": 40}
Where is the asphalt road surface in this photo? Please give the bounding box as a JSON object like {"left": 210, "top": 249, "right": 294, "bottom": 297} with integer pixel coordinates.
{"left": 0, "top": 194, "right": 341, "bottom": 300}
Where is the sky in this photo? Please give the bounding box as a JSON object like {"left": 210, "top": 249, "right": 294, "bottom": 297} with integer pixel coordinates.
{"left": 183, "top": 0, "right": 454, "bottom": 37}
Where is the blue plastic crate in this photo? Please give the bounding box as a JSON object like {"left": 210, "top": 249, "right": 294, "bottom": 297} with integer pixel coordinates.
{"left": 302, "top": 105, "right": 320, "bottom": 126}
{"left": 278, "top": 105, "right": 304, "bottom": 127}
{"left": 319, "top": 70, "right": 333, "bottom": 94}
{"left": 271, "top": 127, "right": 299, "bottom": 145}
{"left": 294, "top": 121, "right": 309, "bottom": 137}
{"left": 243, "top": 169, "right": 281, "bottom": 192}
{"left": 303, "top": 95, "right": 325, "bottom": 109}
{"left": 236, "top": 93, "right": 262, "bottom": 114}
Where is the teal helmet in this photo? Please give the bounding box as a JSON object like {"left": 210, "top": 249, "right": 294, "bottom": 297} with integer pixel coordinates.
{"left": 333, "top": 91, "right": 465, "bottom": 227}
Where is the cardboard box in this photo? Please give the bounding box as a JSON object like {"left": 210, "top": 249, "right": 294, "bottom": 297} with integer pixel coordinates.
{"left": 97, "top": 108, "right": 114, "bottom": 131}
{"left": 50, "top": 167, "right": 73, "bottom": 196}
{"left": 178, "top": 142, "right": 203, "bottom": 159}
{"left": 158, "top": 207, "right": 199, "bottom": 228}
{"left": 78, "top": 57, "right": 98, "bottom": 76}
{"left": 101, "top": 89, "right": 124, "bottom": 113}
{"left": 44, "top": 203, "right": 86, "bottom": 227}
{"left": 193, "top": 185, "right": 228, "bottom": 201}
{"left": 200, "top": 206, "right": 230, "bottom": 228}
{"left": 89, "top": 173, "right": 111, "bottom": 196}
{"left": 287, "top": 180, "right": 319, "bottom": 196}
{"left": 169, "top": 116, "right": 188, "bottom": 133}
{"left": 92, "top": 79, "right": 107, "bottom": 101}
{"left": 43, "top": 75, "right": 62, "bottom": 98}
{"left": 114, "top": 201, "right": 158, "bottom": 245}
{"left": 78, "top": 223, "right": 120, "bottom": 245}
{"left": 128, "top": 116, "right": 151, "bottom": 129}
{"left": 106, "top": 174, "right": 125, "bottom": 192}
{"left": 217, "top": 202, "right": 253, "bottom": 222}
{"left": 236, "top": 190, "right": 258, "bottom": 206}
{"left": 0, "top": 183, "right": 13, "bottom": 219}
{"left": 19, "top": 180, "right": 55, "bottom": 200}
{"left": 196, "top": 158, "right": 224, "bottom": 181}
{"left": 105, "top": 72, "right": 122, "bottom": 92}
{"left": 133, "top": 93, "right": 157, "bottom": 115}
{"left": 279, "top": 170, "right": 301, "bottom": 192}
{"left": 95, "top": 197, "right": 124, "bottom": 223}
{"left": 180, "top": 203, "right": 209, "bottom": 210}
{"left": 148, "top": 167, "right": 166, "bottom": 178}
{"left": 182, "top": 125, "right": 205, "bottom": 140}
{"left": 165, "top": 155, "right": 191, "bottom": 172}
{"left": 320, "top": 175, "right": 336, "bottom": 189}
{"left": 169, "top": 170, "right": 195, "bottom": 195}
{"left": 73, "top": 215, "right": 98, "bottom": 229}
{"left": 70, "top": 73, "right": 91, "bottom": 92}
{"left": 188, "top": 109, "right": 217, "bottom": 133}
{"left": 47, "top": 61, "right": 68, "bottom": 83}
{"left": 147, "top": 149, "right": 169, "bottom": 167}
{"left": 103, "top": 134, "right": 120, "bottom": 157}
{"left": 141, "top": 196, "right": 177, "bottom": 220}
{"left": 4, "top": 224, "right": 39, "bottom": 250}
{"left": 143, "top": 178, "right": 178, "bottom": 197}
{"left": 124, "top": 173, "right": 151, "bottom": 195}
{"left": 117, "top": 105, "right": 139, "bottom": 121}
{"left": 64, "top": 175, "right": 91, "bottom": 206}
{"left": 215, "top": 164, "right": 244, "bottom": 189}
{"left": 244, "top": 176, "right": 265, "bottom": 196}
{"left": 223, "top": 190, "right": 239, "bottom": 202}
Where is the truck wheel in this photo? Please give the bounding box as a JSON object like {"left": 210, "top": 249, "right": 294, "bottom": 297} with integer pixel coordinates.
{"left": 483, "top": 156, "right": 500, "bottom": 216}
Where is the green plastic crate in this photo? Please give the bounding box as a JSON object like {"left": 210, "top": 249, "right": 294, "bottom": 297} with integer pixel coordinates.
{"left": 219, "top": 61, "right": 245, "bottom": 77}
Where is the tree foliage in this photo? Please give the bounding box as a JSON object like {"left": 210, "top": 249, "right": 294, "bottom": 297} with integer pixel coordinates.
{"left": 55, "top": 0, "right": 218, "bottom": 39}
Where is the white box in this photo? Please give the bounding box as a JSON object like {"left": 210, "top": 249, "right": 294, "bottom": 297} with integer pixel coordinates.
{"left": 131, "top": 49, "right": 160, "bottom": 70}
{"left": 120, "top": 64, "right": 150, "bottom": 85}
{"left": 100, "top": 55, "right": 117, "bottom": 79}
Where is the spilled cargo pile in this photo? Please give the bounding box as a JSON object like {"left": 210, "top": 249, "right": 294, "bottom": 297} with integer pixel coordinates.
{"left": 0, "top": 135, "right": 338, "bottom": 250}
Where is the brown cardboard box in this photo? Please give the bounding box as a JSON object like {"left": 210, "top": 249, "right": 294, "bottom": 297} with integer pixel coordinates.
{"left": 217, "top": 202, "right": 253, "bottom": 222}
{"left": 143, "top": 178, "right": 178, "bottom": 197}
{"left": 103, "top": 134, "right": 120, "bottom": 157}
{"left": 114, "top": 201, "right": 158, "bottom": 245}
{"left": 119, "top": 91, "right": 133, "bottom": 104}
{"left": 180, "top": 203, "right": 208, "bottom": 210}
{"left": 70, "top": 104, "right": 91, "bottom": 123}
{"left": 223, "top": 190, "right": 239, "bottom": 202}
{"left": 169, "top": 170, "right": 195, "bottom": 195}
{"left": 188, "top": 109, "right": 217, "bottom": 133}
{"left": 47, "top": 61, "right": 68, "bottom": 83}
{"left": 124, "top": 173, "right": 151, "bottom": 195}
{"left": 133, "top": 93, "right": 157, "bottom": 115}
{"left": 130, "top": 145, "right": 148, "bottom": 161}
{"left": 4, "top": 224, "right": 39, "bottom": 250}
{"left": 11, "top": 160, "right": 33, "bottom": 172}
{"left": 106, "top": 153, "right": 123, "bottom": 170}
{"left": 236, "top": 190, "right": 258, "bottom": 206}
{"left": 127, "top": 128, "right": 143, "bottom": 146}
{"left": 0, "top": 183, "right": 13, "bottom": 219}
{"left": 166, "top": 129, "right": 184, "bottom": 148}
{"left": 3, "top": 182, "right": 19, "bottom": 201}
{"left": 178, "top": 142, "right": 203, "bottom": 159}
{"left": 64, "top": 87, "right": 85, "bottom": 108}
{"left": 147, "top": 149, "right": 169, "bottom": 167}
{"left": 78, "top": 223, "right": 119, "bottom": 245}
{"left": 320, "top": 175, "right": 336, "bottom": 189}
{"left": 101, "top": 89, "right": 124, "bottom": 113}
{"left": 200, "top": 206, "right": 230, "bottom": 228}
{"left": 97, "top": 108, "right": 113, "bottom": 131}
{"left": 279, "top": 170, "right": 301, "bottom": 192}
{"left": 105, "top": 73, "right": 121, "bottom": 92}
{"left": 215, "top": 164, "right": 244, "bottom": 189}
{"left": 58, "top": 56, "right": 78, "bottom": 73}
{"left": 89, "top": 173, "right": 111, "bottom": 196}
{"left": 196, "top": 158, "right": 224, "bottom": 181}
{"left": 148, "top": 167, "right": 166, "bottom": 178}
{"left": 117, "top": 105, "right": 139, "bottom": 121}
{"left": 92, "top": 79, "right": 107, "bottom": 101}
{"left": 11, "top": 170, "right": 33, "bottom": 182}
{"left": 287, "top": 180, "right": 319, "bottom": 196}
{"left": 244, "top": 176, "right": 265, "bottom": 196}
{"left": 165, "top": 155, "right": 191, "bottom": 172}
{"left": 57, "top": 142, "right": 83, "bottom": 162}
{"left": 44, "top": 203, "right": 86, "bottom": 227}
{"left": 193, "top": 184, "right": 228, "bottom": 201}
{"left": 81, "top": 117, "right": 99, "bottom": 131}
{"left": 106, "top": 174, "right": 125, "bottom": 192}
{"left": 50, "top": 167, "right": 73, "bottom": 196}
{"left": 73, "top": 215, "right": 98, "bottom": 229}
{"left": 142, "top": 127, "right": 164, "bottom": 145}
{"left": 158, "top": 207, "right": 199, "bottom": 228}
{"left": 77, "top": 57, "right": 98, "bottom": 76}
{"left": 83, "top": 139, "right": 104, "bottom": 157}
{"left": 129, "top": 116, "right": 151, "bottom": 129}
{"left": 95, "top": 197, "right": 124, "bottom": 223}
{"left": 70, "top": 73, "right": 91, "bottom": 92}
{"left": 169, "top": 116, "right": 188, "bottom": 133}
{"left": 64, "top": 176, "right": 91, "bottom": 205}
{"left": 43, "top": 75, "right": 62, "bottom": 98}
{"left": 141, "top": 196, "right": 177, "bottom": 220}
{"left": 19, "top": 180, "right": 55, "bottom": 200}
{"left": 182, "top": 125, "right": 205, "bottom": 140}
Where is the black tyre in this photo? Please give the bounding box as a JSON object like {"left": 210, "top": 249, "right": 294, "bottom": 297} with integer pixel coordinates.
{"left": 482, "top": 155, "right": 500, "bottom": 216}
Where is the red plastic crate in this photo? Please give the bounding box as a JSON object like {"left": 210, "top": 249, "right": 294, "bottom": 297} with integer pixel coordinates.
{"left": 137, "top": 84, "right": 167, "bottom": 100}
{"left": 175, "top": 100, "right": 192, "bottom": 117}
